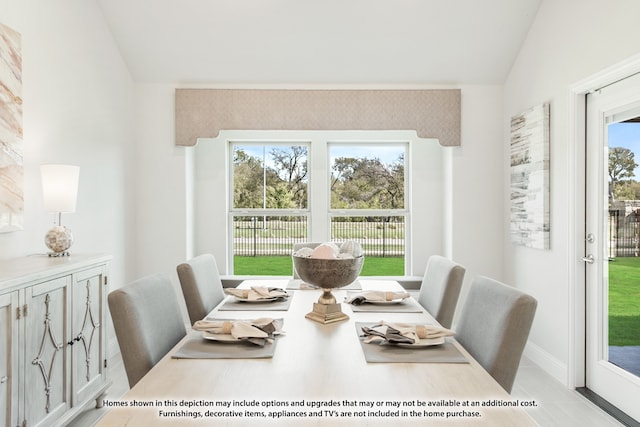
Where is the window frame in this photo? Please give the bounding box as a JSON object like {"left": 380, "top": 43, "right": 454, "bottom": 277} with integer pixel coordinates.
{"left": 228, "top": 140, "right": 311, "bottom": 213}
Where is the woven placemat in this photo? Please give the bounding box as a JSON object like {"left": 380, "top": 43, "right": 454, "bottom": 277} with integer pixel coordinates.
{"left": 173, "top": 319, "right": 284, "bottom": 359}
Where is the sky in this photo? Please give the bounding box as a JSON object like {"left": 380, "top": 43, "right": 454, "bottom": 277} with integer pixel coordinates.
{"left": 609, "top": 122, "right": 640, "bottom": 179}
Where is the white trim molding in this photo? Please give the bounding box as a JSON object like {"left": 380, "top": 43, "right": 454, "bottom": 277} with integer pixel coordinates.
{"left": 524, "top": 341, "right": 568, "bottom": 385}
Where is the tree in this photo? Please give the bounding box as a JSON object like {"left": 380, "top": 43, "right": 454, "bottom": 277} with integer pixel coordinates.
{"left": 609, "top": 147, "right": 637, "bottom": 186}
{"left": 233, "top": 146, "right": 308, "bottom": 210}
{"left": 386, "top": 153, "right": 405, "bottom": 209}
{"left": 609, "top": 147, "right": 639, "bottom": 201}
{"left": 331, "top": 155, "right": 404, "bottom": 210}
{"left": 233, "top": 148, "right": 263, "bottom": 208}
{"left": 269, "top": 146, "right": 308, "bottom": 209}
{"left": 266, "top": 182, "right": 297, "bottom": 209}
{"left": 613, "top": 180, "right": 640, "bottom": 201}
{"left": 233, "top": 148, "right": 278, "bottom": 209}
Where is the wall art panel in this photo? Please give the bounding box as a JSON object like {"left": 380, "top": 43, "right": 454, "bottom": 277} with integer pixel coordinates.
{"left": 510, "top": 103, "right": 550, "bottom": 249}
{"left": 0, "top": 22, "right": 23, "bottom": 233}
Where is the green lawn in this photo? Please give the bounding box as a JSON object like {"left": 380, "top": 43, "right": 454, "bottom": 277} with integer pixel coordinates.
{"left": 234, "top": 255, "right": 404, "bottom": 276}
{"left": 608, "top": 257, "right": 640, "bottom": 346}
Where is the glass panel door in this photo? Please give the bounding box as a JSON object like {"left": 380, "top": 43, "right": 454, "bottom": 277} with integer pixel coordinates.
{"left": 585, "top": 73, "right": 640, "bottom": 423}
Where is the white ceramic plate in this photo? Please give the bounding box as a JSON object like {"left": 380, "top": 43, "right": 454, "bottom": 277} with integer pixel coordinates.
{"left": 202, "top": 332, "right": 242, "bottom": 342}
{"left": 365, "top": 298, "right": 409, "bottom": 305}
{"left": 233, "top": 295, "right": 287, "bottom": 303}
{"left": 395, "top": 337, "right": 445, "bottom": 348}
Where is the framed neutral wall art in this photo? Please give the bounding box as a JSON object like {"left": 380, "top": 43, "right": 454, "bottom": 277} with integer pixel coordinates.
{"left": 510, "top": 102, "right": 550, "bottom": 249}
{"left": 0, "top": 22, "right": 23, "bottom": 232}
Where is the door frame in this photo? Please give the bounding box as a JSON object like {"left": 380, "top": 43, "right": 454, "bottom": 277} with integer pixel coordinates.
{"left": 568, "top": 53, "right": 640, "bottom": 388}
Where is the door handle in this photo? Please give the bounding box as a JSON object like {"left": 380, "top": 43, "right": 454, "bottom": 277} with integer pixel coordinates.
{"left": 581, "top": 254, "right": 595, "bottom": 264}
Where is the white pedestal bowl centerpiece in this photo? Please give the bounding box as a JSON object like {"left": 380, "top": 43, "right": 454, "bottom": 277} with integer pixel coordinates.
{"left": 293, "top": 245, "right": 364, "bottom": 324}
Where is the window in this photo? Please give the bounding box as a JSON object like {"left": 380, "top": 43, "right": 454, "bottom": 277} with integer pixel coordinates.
{"left": 329, "top": 143, "right": 407, "bottom": 275}
{"left": 229, "top": 139, "right": 407, "bottom": 276}
{"left": 230, "top": 142, "right": 310, "bottom": 274}
{"left": 193, "top": 130, "right": 444, "bottom": 278}
{"left": 232, "top": 144, "right": 309, "bottom": 210}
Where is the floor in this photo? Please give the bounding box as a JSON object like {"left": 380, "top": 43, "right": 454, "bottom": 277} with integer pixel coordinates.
{"left": 510, "top": 357, "right": 627, "bottom": 427}
{"left": 609, "top": 346, "right": 640, "bottom": 377}
{"left": 67, "top": 351, "right": 630, "bottom": 427}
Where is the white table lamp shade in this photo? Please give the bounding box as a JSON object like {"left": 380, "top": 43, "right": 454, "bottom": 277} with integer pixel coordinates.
{"left": 41, "top": 164, "right": 79, "bottom": 213}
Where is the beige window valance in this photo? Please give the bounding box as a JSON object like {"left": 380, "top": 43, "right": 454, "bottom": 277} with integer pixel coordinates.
{"left": 175, "top": 89, "right": 461, "bottom": 147}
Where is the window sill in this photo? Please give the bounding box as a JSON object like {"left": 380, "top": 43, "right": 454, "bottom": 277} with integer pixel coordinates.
{"left": 221, "top": 275, "right": 423, "bottom": 290}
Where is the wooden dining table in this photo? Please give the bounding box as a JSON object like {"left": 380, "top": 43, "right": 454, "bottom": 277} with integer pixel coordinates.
{"left": 96, "top": 279, "right": 538, "bottom": 426}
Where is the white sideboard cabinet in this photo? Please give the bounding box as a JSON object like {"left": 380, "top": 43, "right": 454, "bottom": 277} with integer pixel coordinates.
{"left": 0, "top": 254, "right": 111, "bottom": 427}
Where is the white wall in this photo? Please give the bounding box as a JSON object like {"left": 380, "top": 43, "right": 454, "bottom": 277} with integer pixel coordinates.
{"left": 131, "top": 83, "right": 189, "bottom": 278}
{"left": 450, "top": 85, "right": 505, "bottom": 280}
{"left": 0, "top": 0, "right": 134, "bottom": 288}
{"left": 503, "top": 0, "right": 640, "bottom": 384}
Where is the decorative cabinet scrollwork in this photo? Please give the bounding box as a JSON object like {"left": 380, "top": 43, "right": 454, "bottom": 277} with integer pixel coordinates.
{"left": 77, "top": 279, "right": 100, "bottom": 382}
{"left": 0, "top": 254, "right": 111, "bottom": 427}
{"left": 23, "top": 274, "right": 69, "bottom": 426}
{"left": 31, "top": 293, "right": 64, "bottom": 415}
{"left": 72, "top": 270, "right": 106, "bottom": 405}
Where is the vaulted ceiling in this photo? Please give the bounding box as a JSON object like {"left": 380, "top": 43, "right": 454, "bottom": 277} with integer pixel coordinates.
{"left": 96, "top": 0, "right": 541, "bottom": 85}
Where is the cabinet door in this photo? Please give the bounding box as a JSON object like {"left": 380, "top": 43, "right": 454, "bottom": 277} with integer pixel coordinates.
{"left": 71, "top": 266, "right": 107, "bottom": 405}
{"left": 0, "top": 292, "right": 19, "bottom": 427}
{"left": 24, "top": 276, "right": 71, "bottom": 427}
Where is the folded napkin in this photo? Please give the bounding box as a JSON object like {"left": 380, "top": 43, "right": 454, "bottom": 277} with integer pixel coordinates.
{"left": 193, "top": 318, "right": 283, "bottom": 346}
{"left": 361, "top": 321, "right": 455, "bottom": 345}
{"left": 345, "top": 291, "right": 410, "bottom": 305}
{"left": 224, "top": 286, "right": 289, "bottom": 301}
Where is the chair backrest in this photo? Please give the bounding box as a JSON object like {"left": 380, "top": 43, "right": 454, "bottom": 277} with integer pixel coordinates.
{"left": 108, "top": 273, "right": 187, "bottom": 388}
{"left": 455, "top": 276, "right": 537, "bottom": 393}
{"left": 177, "top": 253, "right": 226, "bottom": 325}
{"left": 417, "top": 255, "right": 466, "bottom": 329}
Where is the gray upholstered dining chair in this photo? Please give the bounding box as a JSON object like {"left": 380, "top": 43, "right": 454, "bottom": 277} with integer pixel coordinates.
{"left": 108, "top": 273, "right": 187, "bottom": 388}
{"left": 417, "top": 255, "right": 466, "bottom": 329}
{"left": 176, "top": 253, "right": 226, "bottom": 325}
{"left": 455, "top": 276, "right": 537, "bottom": 393}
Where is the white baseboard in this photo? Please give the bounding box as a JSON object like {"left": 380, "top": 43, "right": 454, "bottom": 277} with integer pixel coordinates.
{"left": 524, "top": 341, "right": 568, "bottom": 386}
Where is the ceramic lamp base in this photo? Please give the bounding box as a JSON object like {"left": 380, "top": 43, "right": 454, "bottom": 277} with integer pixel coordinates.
{"left": 45, "top": 225, "right": 74, "bottom": 257}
